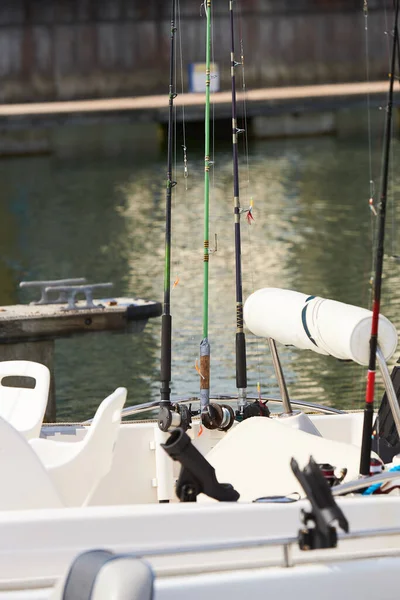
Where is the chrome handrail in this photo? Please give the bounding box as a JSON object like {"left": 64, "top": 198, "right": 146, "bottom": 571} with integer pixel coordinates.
{"left": 91, "top": 524, "right": 400, "bottom": 569}
{"left": 11, "top": 522, "right": 400, "bottom": 593}
{"left": 15, "top": 523, "right": 400, "bottom": 591}
{"left": 268, "top": 338, "right": 293, "bottom": 415}
{"left": 333, "top": 469, "right": 400, "bottom": 496}
{"left": 82, "top": 396, "right": 343, "bottom": 424}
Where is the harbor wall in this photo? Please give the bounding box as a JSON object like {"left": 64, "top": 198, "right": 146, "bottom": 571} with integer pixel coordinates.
{"left": 0, "top": 0, "right": 392, "bottom": 103}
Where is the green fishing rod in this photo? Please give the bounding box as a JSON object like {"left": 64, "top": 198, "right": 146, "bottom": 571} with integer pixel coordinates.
{"left": 199, "top": 0, "right": 212, "bottom": 417}
{"left": 199, "top": 1, "right": 235, "bottom": 433}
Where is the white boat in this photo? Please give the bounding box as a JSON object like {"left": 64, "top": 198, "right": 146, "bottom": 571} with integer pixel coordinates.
{"left": 1, "top": 318, "right": 400, "bottom": 599}
{"left": 0, "top": 264, "right": 399, "bottom": 599}
{"left": 2, "top": 407, "right": 400, "bottom": 600}
{"left": 2, "top": 1, "right": 400, "bottom": 598}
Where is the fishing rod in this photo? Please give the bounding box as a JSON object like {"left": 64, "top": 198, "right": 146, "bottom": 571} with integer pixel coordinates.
{"left": 159, "top": 0, "right": 190, "bottom": 433}
{"left": 228, "top": 2, "right": 278, "bottom": 419}
{"left": 199, "top": 0, "right": 212, "bottom": 421}
{"left": 359, "top": 0, "right": 399, "bottom": 476}
{"left": 229, "top": 0, "right": 248, "bottom": 414}
{"left": 229, "top": 0, "right": 253, "bottom": 415}
{"left": 198, "top": 1, "right": 234, "bottom": 432}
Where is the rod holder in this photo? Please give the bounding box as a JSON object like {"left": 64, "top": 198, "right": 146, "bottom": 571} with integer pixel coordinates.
{"left": 291, "top": 455, "right": 349, "bottom": 550}
{"left": 162, "top": 428, "right": 239, "bottom": 502}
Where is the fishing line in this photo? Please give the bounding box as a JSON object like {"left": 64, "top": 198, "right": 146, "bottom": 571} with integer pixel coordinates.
{"left": 371, "top": 0, "right": 392, "bottom": 266}
{"left": 172, "top": 1, "right": 180, "bottom": 302}
{"left": 391, "top": 1, "right": 400, "bottom": 259}
{"left": 211, "top": 0, "right": 216, "bottom": 234}
{"left": 366, "top": 0, "right": 394, "bottom": 307}
{"left": 177, "top": 0, "right": 189, "bottom": 190}
{"left": 237, "top": 0, "right": 250, "bottom": 201}
{"left": 364, "top": 1, "right": 376, "bottom": 214}
{"left": 374, "top": 0, "right": 398, "bottom": 295}
{"left": 170, "top": 0, "right": 190, "bottom": 295}
{"left": 383, "top": 0, "right": 396, "bottom": 263}
{"left": 383, "top": 0, "right": 400, "bottom": 355}
{"left": 388, "top": 0, "right": 400, "bottom": 262}
{"left": 384, "top": 0, "right": 392, "bottom": 59}
{"left": 381, "top": 1, "right": 396, "bottom": 265}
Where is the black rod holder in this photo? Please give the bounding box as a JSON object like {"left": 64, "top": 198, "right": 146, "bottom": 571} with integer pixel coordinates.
{"left": 162, "top": 428, "right": 239, "bottom": 502}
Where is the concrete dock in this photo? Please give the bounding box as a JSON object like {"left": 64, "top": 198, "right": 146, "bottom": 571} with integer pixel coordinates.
{"left": 0, "top": 297, "right": 162, "bottom": 420}
{"left": 0, "top": 81, "right": 394, "bottom": 129}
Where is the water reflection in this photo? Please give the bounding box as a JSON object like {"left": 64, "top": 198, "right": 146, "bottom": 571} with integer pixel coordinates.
{"left": 0, "top": 122, "right": 399, "bottom": 419}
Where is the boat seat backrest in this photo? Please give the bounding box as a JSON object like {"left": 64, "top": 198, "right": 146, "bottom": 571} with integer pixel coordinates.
{"left": 30, "top": 387, "right": 127, "bottom": 507}
{"left": 0, "top": 360, "right": 50, "bottom": 439}
{"left": 204, "top": 416, "right": 369, "bottom": 501}
{"left": 83, "top": 387, "right": 127, "bottom": 472}
{"left": 52, "top": 549, "right": 154, "bottom": 600}
{"left": 0, "top": 415, "right": 63, "bottom": 509}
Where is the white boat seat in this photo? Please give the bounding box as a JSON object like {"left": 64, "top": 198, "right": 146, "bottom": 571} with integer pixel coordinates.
{"left": 0, "top": 415, "right": 63, "bottom": 509}
{"left": 30, "top": 387, "right": 127, "bottom": 507}
{"left": 0, "top": 360, "right": 50, "bottom": 439}
{"left": 52, "top": 549, "right": 154, "bottom": 600}
{"left": 204, "top": 416, "right": 372, "bottom": 501}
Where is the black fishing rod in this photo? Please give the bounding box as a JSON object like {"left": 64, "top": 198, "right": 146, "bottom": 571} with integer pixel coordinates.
{"left": 158, "top": 0, "right": 190, "bottom": 433}
{"left": 159, "top": 0, "right": 176, "bottom": 414}
{"left": 359, "top": 0, "right": 399, "bottom": 476}
{"left": 229, "top": 0, "right": 247, "bottom": 413}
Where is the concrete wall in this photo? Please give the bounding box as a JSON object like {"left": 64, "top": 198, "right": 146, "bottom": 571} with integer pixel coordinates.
{"left": 0, "top": 0, "right": 392, "bottom": 103}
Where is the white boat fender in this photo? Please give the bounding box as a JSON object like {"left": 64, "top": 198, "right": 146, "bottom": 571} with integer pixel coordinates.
{"left": 53, "top": 549, "right": 154, "bottom": 600}
{"left": 244, "top": 287, "right": 398, "bottom": 365}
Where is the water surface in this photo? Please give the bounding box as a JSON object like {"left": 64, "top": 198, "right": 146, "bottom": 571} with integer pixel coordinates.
{"left": 1, "top": 119, "right": 399, "bottom": 419}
